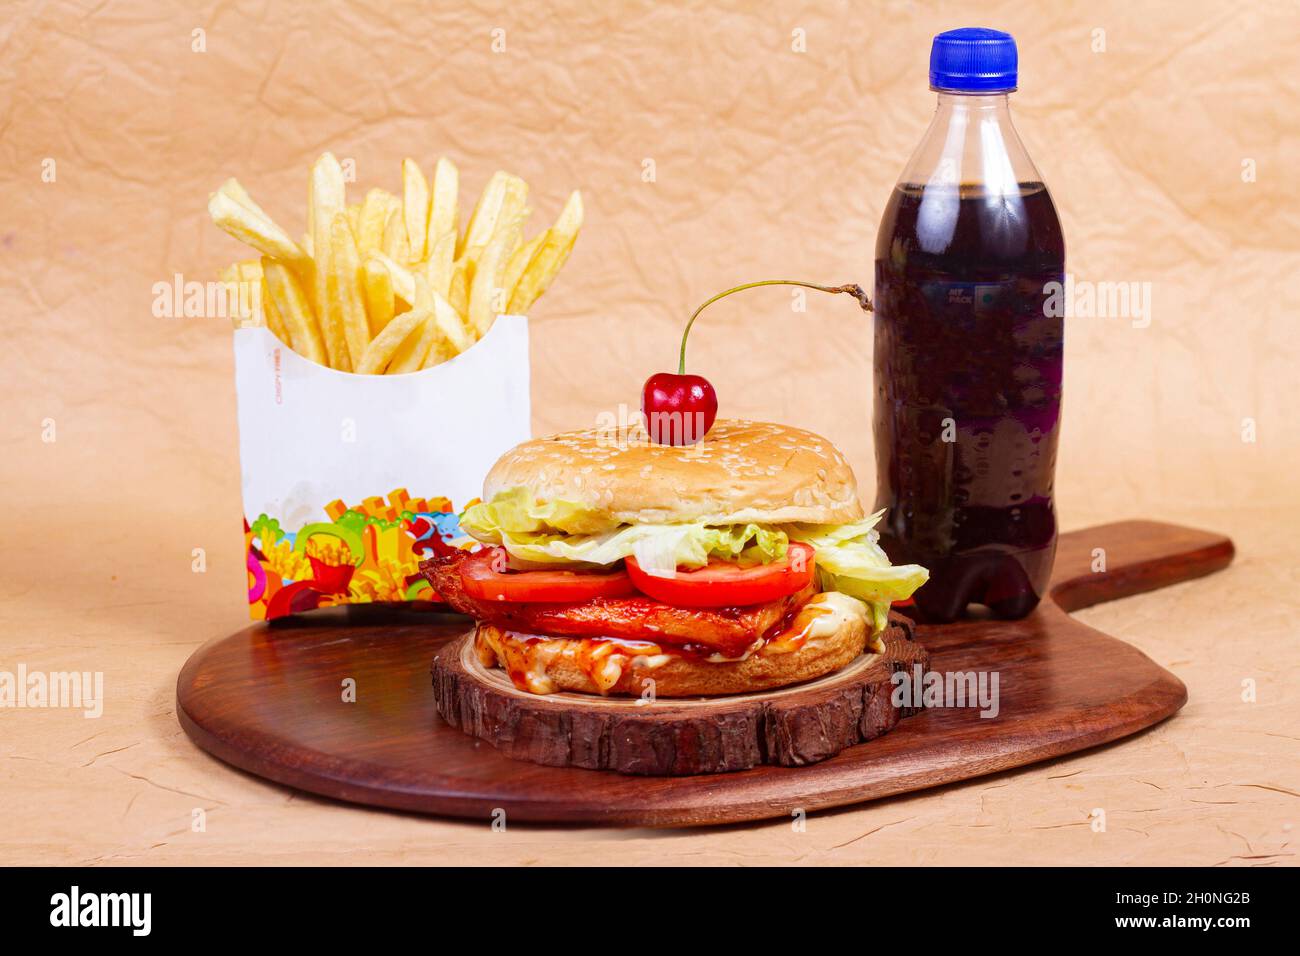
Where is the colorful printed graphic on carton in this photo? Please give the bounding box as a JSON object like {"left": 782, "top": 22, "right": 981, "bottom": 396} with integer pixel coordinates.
{"left": 245, "top": 488, "right": 466, "bottom": 621}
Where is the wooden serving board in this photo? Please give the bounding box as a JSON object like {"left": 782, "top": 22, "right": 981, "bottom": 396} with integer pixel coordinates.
{"left": 176, "top": 520, "right": 1233, "bottom": 827}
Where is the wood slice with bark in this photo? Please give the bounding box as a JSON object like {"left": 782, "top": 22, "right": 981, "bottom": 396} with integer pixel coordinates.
{"left": 430, "top": 612, "right": 927, "bottom": 776}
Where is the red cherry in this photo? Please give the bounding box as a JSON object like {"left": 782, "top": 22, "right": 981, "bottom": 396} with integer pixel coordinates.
{"left": 645, "top": 280, "right": 871, "bottom": 448}
{"left": 642, "top": 372, "right": 717, "bottom": 446}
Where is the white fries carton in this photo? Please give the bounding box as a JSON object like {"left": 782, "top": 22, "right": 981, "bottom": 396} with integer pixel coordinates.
{"left": 233, "top": 316, "right": 529, "bottom": 620}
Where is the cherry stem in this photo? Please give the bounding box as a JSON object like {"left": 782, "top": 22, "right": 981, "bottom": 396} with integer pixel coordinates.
{"left": 677, "top": 280, "right": 873, "bottom": 374}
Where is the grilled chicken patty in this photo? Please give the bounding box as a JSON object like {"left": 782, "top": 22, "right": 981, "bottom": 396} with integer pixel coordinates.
{"left": 423, "top": 550, "right": 817, "bottom": 658}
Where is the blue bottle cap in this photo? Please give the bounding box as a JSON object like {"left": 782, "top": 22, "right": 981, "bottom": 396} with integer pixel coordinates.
{"left": 930, "top": 27, "right": 1018, "bottom": 93}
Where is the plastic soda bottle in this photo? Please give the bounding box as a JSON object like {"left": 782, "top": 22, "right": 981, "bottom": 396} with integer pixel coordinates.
{"left": 872, "top": 28, "right": 1065, "bottom": 622}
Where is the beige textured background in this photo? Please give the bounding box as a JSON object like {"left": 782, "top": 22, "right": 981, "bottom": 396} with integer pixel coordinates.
{"left": 1, "top": 0, "right": 1296, "bottom": 865}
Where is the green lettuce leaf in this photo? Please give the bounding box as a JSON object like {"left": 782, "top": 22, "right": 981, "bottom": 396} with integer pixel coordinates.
{"left": 485, "top": 521, "right": 788, "bottom": 578}
{"left": 460, "top": 488, "right": 787, "bottom": 577}
{"left": 785, "top": 511, "right": 929, "bottom": 617}
{"left": 460, "top": 486, "right": 620, "bottom": 537}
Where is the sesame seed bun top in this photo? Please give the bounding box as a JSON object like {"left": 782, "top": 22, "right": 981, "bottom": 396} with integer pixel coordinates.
{"left": 481, "top": 419, "right": 864, "bottom": 526}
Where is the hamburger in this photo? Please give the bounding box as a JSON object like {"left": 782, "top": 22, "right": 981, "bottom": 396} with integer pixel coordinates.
{"left": 423, "top": 418, "right": 928, "bottom": 697}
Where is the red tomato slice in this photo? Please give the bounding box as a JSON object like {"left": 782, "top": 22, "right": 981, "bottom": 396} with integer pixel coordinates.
{"left": 625, "top": 542, "right": 816, "bottom": 608}
{"left": 459, "top": 547, "right": 637, "bottom": 603}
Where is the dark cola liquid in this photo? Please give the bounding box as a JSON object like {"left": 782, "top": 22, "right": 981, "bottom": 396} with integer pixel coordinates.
{"left": 872, "top": 182, "right": 1064, "bottom": 622}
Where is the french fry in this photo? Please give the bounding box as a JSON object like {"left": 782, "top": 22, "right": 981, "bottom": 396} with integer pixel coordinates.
{"left": 508, "top": 190, "right": 583, "bottom": 314}
{"left": 330, "top": 212, "right": 371, "bottom": 367}
{"left": 218, "top": 177, "right": 257, "bottom": 210}
{"left": 231, "top": 257, "right": 284, "bottom": 340}
{"left": 261, "top": 279, "right": 291, "bottom": 344}
{"left": 362, "top": 256, "right": 395, "bottom": 337}
{"left": 219, "top": 261, "right": 257, "bottom": 329}
{"left": 424, "top": 230, "right": 456, "bottom": 299}
{"left": 237, "top": 261, "right": 267, "bottom": 330}
{"left": 209, "top": 188, "right": 310, "bottom": 268}
{"left": 310, "top": 153, "right": 349, "bottom": 369}
{"left": 402, "top": 158, "right": 431, "bottom": 260}
{"left": 495, "top": 219, "right": 524, "bottom": 265}
{"left": 459, "top": 171, "right": 528, "bottom": 257}
{"left": 502, "top": 233, "right": 544, "bottom": 304}
{"left": 368, "top": 251, "right": 417, "bottom": 305}
{"left": 426, "top": 157, "right": 458, "bottom": 254}
{"left": 357, "top": 188, "right": 396, "bottom": 256}
{"left": 388, "top": 309, "right": 440, "bottom": 373}
{"left": 382, "top": 203, "right": 411, "bottom": 262}
{"left": 413, "top": 271, "right": 434, "bottom": 312}
{"left": 217, "top": 262, "right": 241, "bottom": 290}
{"left": 467, "top": 228, "right": 514, "bottom": 338}
{"left": 308, "top": 153, "right": 346, "bottom": 255}
{"left": 262, "top": 258, "right": 327, "bottom": 364}
{"left": 420, "top": 338, "right": 452, "bottom": 369}
{"left": 429, "top": 290, "right": 474, "bottom": 357}
{"left": 447, "top": 258, "right": 470, "bottom": 318}
{"left": 490, "top": 178, "right": 529, "bottom": 252}
{"left": 218, "top": 178, "right": 277, "bottom": 223}
{"left": 388, "top": 275, "right": 438, "bottom": 373}
{"left": 223, "top": 258, "right": 263, "bottom": 294}
{"left": 355, "top": 307, "right": 425, "bottom": 374}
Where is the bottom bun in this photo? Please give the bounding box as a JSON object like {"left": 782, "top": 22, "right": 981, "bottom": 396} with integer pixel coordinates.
{"left": 474, "top": 591, "right": 878, "bottom": 697}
